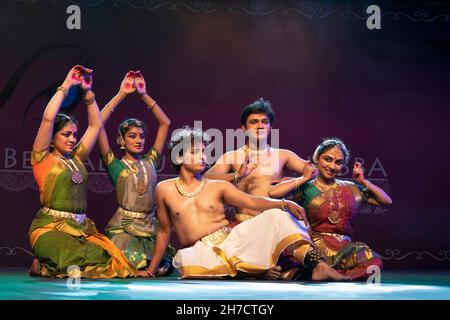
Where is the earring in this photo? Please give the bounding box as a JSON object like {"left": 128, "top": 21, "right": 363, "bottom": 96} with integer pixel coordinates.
{"left": 120, "top": 143, "right": 125, "bottom": 150}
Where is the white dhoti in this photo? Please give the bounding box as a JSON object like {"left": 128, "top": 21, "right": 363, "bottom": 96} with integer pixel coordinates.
{"left": 173, "top": 209, "right": 313, "bottom": 278}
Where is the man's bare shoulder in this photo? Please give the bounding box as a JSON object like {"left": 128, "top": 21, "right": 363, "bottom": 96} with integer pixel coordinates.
{"left": 276, "top": 148, "right": 304, "bottom": 158}
{"left": 205, "top": 178, "right": 233, "bottom": 187}
{"left": 156, "top": 178, "right": 176, "bottom": 192}
{"left": 218, "top": 149, "right": 243, "bottom": 161}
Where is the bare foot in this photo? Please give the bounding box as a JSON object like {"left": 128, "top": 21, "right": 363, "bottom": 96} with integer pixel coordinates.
{"left": 311, "top": 262, "right": 350, "bottom": 281}
{"left": 136, "top": 270, "right": 151, "bottom": 278}
{"left": 265, "top": 266, "right": 282, "bottom": 280}
{"left": 253, "top": 265, "right": 282, "bottom": 280}
{"left": 29, "top": 258, "right": 41, "bottom": 276}
{"left": 237, "top": 265, "right": 283, "bottom": 280}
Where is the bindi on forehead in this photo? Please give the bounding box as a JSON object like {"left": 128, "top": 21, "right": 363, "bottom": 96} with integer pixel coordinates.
{"left": 62, "top": 123, "right": 77, "bottom": 132}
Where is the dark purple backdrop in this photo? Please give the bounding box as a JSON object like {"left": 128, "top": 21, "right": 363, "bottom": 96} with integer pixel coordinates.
{"left": 1, "top": 0, "right": 449, "bottom": 269}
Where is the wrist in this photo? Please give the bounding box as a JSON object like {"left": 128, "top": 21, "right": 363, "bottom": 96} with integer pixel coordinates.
{"left": 280, "top": 198, "right": 287, "bottom": 211}
{"left": 148, "top": 100, "right": 157, "bottom": 110}
{"left": 298, "top": 176, "right": 308, "bottom": 183}
{"left": 146, "top": 267, "right": 156, "bottom": 277}
{"left": 83, "top": 90, "right": 95, "bottom": 105}
{"left": 139, "top": 91, "right": 149, "bottom": 98}
{"left": 117, "top": 91, "right": 127, "bottom": 99}
{"left": 61, "top": 81, "right": 72, "bottom": 90}
{"left": 83, "top": 89, "right": 94, "bottom": 99}
{"left": 362, "top": 179, "right": 371, "bottom": 191}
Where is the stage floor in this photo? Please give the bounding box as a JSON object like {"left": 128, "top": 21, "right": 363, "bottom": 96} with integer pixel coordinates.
{"left": 0, "top": 268, "right": 449, "bottom": 300}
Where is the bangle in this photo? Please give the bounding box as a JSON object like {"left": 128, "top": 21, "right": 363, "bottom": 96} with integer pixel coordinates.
{"left": 83, "top": 92, "right": 95, "bottom": 105}
{"left": 56, "top": 86, "right": 68, "bottom": 97}
{"left": 362, "top": 180, "right": 371, "bottom": 192}
{"left": 294, "top": 178, "right": 299, "bottom": 190}
{"left": 281, "top": 198, "right": 286, "bottom": 211}
{"left": 146, "top": 270, "right": 156, "bottom": 278}
{"left": 148, "top": 101, "right": 157, "bottom": 111}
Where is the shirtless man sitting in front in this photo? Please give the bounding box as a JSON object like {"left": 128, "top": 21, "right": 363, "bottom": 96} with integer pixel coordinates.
{"left": 145, "top": 127, "right": 348, "bottom": 281}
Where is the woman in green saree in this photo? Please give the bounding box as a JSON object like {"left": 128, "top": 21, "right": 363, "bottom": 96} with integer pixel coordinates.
{"left": 98, "top": 71, "right": 175, "bottom": 276}
{"left": 29, "top": 65, "right": 142, "bottom": 278}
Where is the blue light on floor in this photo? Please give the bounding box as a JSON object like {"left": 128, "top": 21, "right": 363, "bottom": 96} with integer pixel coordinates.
{"left": 1, "top": 269, "right": 449, "bottom": 300}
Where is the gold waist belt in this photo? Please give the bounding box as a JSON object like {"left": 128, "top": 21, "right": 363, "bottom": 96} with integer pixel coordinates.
{"left": 235, "top": 213, "right": 254, "bottom": 222}
{"left": 311, "top": 231, "right": 352, "bottom": 242}
{"left": 118, "top": 207, "right": 148, "bottom": 219}
{"left": 41, "top": 207, "right": 87, "bottom": 224}
{"left": 201, "top": 225, "right": 232, "bottom": 246}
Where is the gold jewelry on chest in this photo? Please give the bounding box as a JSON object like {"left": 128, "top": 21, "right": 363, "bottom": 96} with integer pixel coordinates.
{"left": 175, "top": 178, "right": 206, "bottom": 198}
{"left": 313, "top": 179, "right": 343, "bottom": 224}
{"left": 121, "top": 158, "right": 148, "bottom": 198}
{"left": 56, "top": 155, "right": 83, "bottom": 184}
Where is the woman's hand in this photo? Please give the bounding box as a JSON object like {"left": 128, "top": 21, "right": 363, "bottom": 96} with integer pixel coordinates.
{"left": 62, "top": 65, "right": 83, "bottom": 88}
{"left": 134, "top": 71, "right": 147, "bottom": 95}
{"left": 119, "top": 71, "right": 136, "bottom": 95}
{"left": 284, "top": 200, "right": 309, "bottom": 227}
{"left": 352, "top": 161, "right": 365, "bottom": 184}
{"left": 302, "top": 161, "right": 318, "bottom": 180}
{"left": 79, "top": 66, "right": 93, "bottom": 91}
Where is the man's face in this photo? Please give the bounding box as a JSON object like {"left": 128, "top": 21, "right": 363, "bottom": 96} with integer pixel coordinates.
{"left": 181, "top": 142, "right": 207, "bottom": 173}
{"left": 242, "top": 113, "right": 271, "bottom": 143}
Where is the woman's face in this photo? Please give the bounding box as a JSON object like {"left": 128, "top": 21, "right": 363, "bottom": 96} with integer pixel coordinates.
{"left": 316, "top": 146, "right": 345, "bottom": 180}
{"left": 53, "top": 122, "right": 78, "bottom": 155}
{"left": 123, "top": 126, "right": 145, "bottom": 155}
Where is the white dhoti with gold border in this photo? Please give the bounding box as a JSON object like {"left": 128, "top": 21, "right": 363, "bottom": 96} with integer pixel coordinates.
{"left": 173, "top": 209, "right": 312, "bottom": 278}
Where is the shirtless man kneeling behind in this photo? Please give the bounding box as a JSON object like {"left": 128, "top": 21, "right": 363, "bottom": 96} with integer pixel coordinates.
{"left": 145, "top": 127, "right": 348, "bottom": 281}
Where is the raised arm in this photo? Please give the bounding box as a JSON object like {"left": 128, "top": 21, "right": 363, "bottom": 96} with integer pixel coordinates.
{"left": 353, "top": 162, "right": 392, "bottom": 206}
{"left": 219, "top": 180, "right": 308, "bottom": 225}
{"left": 284, "top": 149, "right": 308, "bottom": 175}
{"left": 204, "top": 153, "right": 234, "bottom": 181}
{"left": 269, "top": 161, "right": 318, "bottom": 198}
{"left": 76, "top": 68, "right": 103, "bottom": 156}
{"left": 33, "top": 66, "right": 82, "bottom": 152}
{"left": 205, "top": 150, "right": 257, "bottom": 183}
{"left": 98, "top": 73, "right": 135, "bottom": 156}
{"left": 146, "top": 182, "right": 173, "bottom": 277}
{"left": 135, "top": 73, "right": 171, "bottom": 155}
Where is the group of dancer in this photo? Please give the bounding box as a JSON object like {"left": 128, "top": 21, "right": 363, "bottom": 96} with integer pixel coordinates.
{"left": 28, "top": 65, "right": 392, "bottom": 281}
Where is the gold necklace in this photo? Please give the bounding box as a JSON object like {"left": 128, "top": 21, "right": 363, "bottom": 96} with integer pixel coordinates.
{"left": 56, "top": 155, "right": 83, "bottom": 184}
{"left": 243, "top": 145, "right": 270, "bottom": 156}
{"left": 313, "top": 179, "right": 343, "bottom": 224}
{"left": 121, "top": 158, "right": 148, "bottom": 198}
{"left": 327, "top": 188, "right": 345, "bottom": 224}
{"left": 313, "top": 178, "right": 337, "bottom": 192}
{"left": 175, "top": 178, "right": 206, "bottom": 198}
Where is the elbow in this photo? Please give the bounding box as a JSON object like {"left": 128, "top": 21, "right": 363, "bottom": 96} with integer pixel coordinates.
{"left": 268, "top": 190, "right": 281, "bottom": 199}
{"left": 93, "top": 122, "right": 104, "bottom": 131}
{"left": 42, "top": 116, "right": 54, "bottom": 124}
{"left": 379, "top": 197, "right": 392, "bottom": 206}
{"left": 158, "top": 226, "right": 172, "bottom": 237}
{"left": 159, "top": 119, "right": 171, "bottom": 129}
